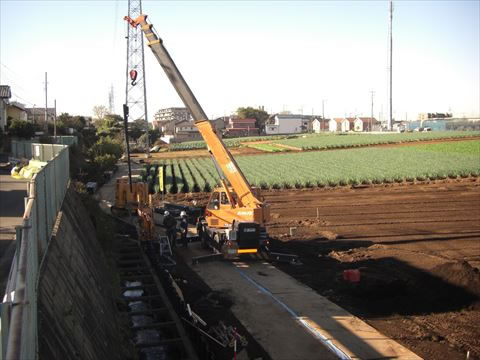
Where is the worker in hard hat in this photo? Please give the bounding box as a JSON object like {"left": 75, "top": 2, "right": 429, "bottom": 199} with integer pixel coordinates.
{"left": 163, "top": 210, "right": 177, "bottom": 253}
{"left": 179, "top": 211, "right": 189, "bottom": 248}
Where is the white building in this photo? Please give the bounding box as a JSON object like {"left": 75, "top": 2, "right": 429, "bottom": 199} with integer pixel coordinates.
{"left": 265, "top": 114, "right": 309, "bottom": 135}
{"left": 328, "top": 118, "right": 341, "bottom": 132}
{"left": 311, "top": 118, "right": 328, "bottom": 133}
{"left": 353, "top": 117, "right": 379, "bottom": 132}
{"left": 154, "top": 107, "right": 192, "bottom": 123}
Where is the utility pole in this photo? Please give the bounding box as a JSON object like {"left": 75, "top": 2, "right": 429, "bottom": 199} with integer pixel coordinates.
{"left": 126, "top": 0, "right": 149, "bottom": 157}
{"left": 388, "top": 0, "right": 393, "bottom": 131}
{"left": 370, "top": 90, "right": 375, "bottom": 132}
{"left": 54, "top": 99, "right": 57, "bottom": 142}
{"left": 44, "top": 72, "right": 48, "bottom": 133}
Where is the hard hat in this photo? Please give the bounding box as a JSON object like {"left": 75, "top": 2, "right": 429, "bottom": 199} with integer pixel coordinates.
{"left": 180, "top": 211, "right": 187, "bottom": 217}
{"left": 164, "top": 210, "right": 170, "bottom": 216}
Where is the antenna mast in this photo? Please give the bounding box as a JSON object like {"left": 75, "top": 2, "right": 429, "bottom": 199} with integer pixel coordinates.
{"left": 108, "top": 84, "right": 115, "bottom": 114}
{"left": 388, "top": 0, "right": 393, "bottom": 131}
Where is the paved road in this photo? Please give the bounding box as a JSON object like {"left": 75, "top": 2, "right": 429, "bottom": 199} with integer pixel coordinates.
{"left": 95, "top": 162, "right": 142, "bottom": 214}
{"left": 0, "top": 168, "right": 28, "bottom": 295}
{"left": 178, "top": 245, "right": 421, "bottom": 360}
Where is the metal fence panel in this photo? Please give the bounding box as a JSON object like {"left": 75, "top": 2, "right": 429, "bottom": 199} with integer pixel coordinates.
{"left": 19, "top": 215, "right": 38, "bottom": 360}
{"left": 1, "top": 144, "right": 70, "bottom": 360}
{"left": 11, "top": 140, "right": 34, "bottom": 159}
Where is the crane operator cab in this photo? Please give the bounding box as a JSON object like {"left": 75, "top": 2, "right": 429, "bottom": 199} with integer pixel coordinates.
{"left": 200, "top": 187, "right": 269, "bottom": 259}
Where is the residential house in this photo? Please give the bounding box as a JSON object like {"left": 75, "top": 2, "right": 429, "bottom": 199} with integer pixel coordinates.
{"left": 212, "top": 116, "right": 227, "bottom": 132}
{"left": 153, "top": 107, "right": 194, "bottom": 137}
{"left": 225, "top": 117, "right": 259, "bottom": 137}
{"left": 311, "top": 118, "right": 329, "bottom": 133}
{"left": 0, "top": 85, "right": 11, "bottom": 131}
{"left": 353, "top": 117, "right": 380, "bottom": 132}
{"left": 157, "top": 120, "right": 177, "bottom": 136}
{"left": 265, "top": 114, "right": 309, "bottom": 135}
{"left": 25, "top": 107, "right": 55, "bottom": 125}
{"left": 174, "top": 120, "right": 202, "bottom": 141}
{"left": 328, "top": 118, "right": 342, "bottom": 132}
{"left": 7, "top": 101, "right": 28, "bottom": 123}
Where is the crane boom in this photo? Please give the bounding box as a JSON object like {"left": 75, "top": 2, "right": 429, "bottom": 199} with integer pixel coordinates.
{"left": 127, "top": 15, "right": 261, "bottom": 208}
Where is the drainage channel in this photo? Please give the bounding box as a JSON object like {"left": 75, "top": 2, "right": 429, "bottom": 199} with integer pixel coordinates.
{"left": 116, "top": 234, "right": 199, "bottom": 360}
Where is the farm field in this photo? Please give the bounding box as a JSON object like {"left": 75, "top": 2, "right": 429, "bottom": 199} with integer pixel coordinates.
{"left": 265, "top": 181, "right": 480, "bottom": 360}
{"left": 164, "top": 130, "right": 480, "bottom": 152}
{"left": 142, "top": 140, "right": 480, "bottom": 194}
{"left": 136, "top": 137, "right": 480, "bottom": 359}
{"left": 273, "top": 130, "right": 480, "bottom": 150}
{"left": 166, "top": 180, "right": 480, "bottom": 360}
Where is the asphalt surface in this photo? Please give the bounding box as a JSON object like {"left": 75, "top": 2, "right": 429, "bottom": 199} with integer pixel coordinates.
{"left": 0, "top": 164, "right": 28, "bottom": 296}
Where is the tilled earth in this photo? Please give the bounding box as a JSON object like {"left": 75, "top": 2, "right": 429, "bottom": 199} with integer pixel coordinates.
{"left": 264, "top": 179, "right": 480, "bottom": 360}
{"left": 166, "top": 179, "right": 480, "bottom": 359}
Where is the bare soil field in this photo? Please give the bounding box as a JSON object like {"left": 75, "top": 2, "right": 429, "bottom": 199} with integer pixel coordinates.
{"left": 131, "top": 146, "right": 264, "bottom": 160}
{"left": 267, "top": 180, "right": 480, "bottom": 360}
{"left": 166, "top": 179, "right": 480, "bottom": 359}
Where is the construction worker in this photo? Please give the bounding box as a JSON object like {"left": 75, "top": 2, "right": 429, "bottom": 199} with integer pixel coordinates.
{"left": 163, "top": 210, "right": 177, "bottom": 252}
{"left": 179, "top": 211, "right": 189, "bottom": 248}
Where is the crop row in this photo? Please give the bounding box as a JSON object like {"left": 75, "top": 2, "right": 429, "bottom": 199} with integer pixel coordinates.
{"left": 168, "top": 134, "right": 298, "bottom": 151}
{"left": 144, "top": 140, "right": 480, "bottom": 193}
{"left": 273, "top": 131, "right": 480, "bottom": 150}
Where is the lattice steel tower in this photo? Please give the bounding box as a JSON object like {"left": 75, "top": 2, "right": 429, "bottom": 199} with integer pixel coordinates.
{"left": 125, "top": 0, "right": 149, "bottom": 147}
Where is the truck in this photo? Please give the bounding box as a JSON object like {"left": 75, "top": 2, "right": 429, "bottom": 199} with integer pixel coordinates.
{"left": 125, "top": 14, "right": 271, "bottom": 259}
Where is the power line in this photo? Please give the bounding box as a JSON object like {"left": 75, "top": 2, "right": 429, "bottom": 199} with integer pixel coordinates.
{"left": 11, "top": 92, "right": 35, "bottom": 107}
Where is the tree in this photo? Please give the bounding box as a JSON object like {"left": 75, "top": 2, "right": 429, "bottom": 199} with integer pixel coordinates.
{"left": 95, "top": 113, "right": 123, "bottom": 137}
{"left": 92, "top": 105, "right": 109, "bottom": 122}
{"left": 90, "top": 136, "right": 123, "bottom": 159}
{"left": 129, "top": 119, "right": 147, "bottom": 142}
{"left": 7, "top": 119, "right": 38, "bottom": 139}
{"left": 137, "top": 128, "right": 160, "bottom": 148}
{"left": 237, "top": 107, "right": 269, "bottom": 128}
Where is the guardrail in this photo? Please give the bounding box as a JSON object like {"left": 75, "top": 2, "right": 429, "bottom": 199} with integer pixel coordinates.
{"left": 1, "top": 144, "right": 69, "bottom": 360}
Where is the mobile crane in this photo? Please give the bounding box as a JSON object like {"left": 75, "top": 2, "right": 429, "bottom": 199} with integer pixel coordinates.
{"left": 125, "top": 14, "right": 272, "bottom": 260}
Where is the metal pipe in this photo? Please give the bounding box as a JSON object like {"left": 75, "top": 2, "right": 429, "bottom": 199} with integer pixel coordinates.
{"left": 5, "top": 217, "right": 30, "bottom": 359}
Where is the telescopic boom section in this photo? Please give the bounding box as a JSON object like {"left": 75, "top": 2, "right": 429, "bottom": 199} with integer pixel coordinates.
{"left": 127, "top": 15, "right": 261, "bottom": 208}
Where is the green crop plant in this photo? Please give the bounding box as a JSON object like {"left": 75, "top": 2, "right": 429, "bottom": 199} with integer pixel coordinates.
{"left": 156, "top": 139, "right": 479, "bottom": 193}
{"left": 274, "top": 131, "right": 480, "bottom": 151}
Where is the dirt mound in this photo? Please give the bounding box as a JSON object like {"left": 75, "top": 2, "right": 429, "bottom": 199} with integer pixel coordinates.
{"left": 431, "top": 261, "right": 480, "bottom": 296}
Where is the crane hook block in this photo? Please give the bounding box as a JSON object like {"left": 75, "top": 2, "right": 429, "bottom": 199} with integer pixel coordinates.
{"left": 130, "top": 69, "right": 138, "bottom": 86}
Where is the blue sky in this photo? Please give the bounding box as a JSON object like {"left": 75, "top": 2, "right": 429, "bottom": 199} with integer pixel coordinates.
{"left": 1, "top": 0, "right": 478, "bottom": 120}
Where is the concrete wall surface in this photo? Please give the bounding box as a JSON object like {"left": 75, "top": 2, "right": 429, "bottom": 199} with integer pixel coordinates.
{"left": 37, "top": 187, "right": 122, "bottom": 360}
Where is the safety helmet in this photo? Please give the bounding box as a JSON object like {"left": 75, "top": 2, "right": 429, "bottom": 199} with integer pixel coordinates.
{"left": 180, "top": 211, "right": 187, "bottom": 217}
{"left": 164, "top": 210, "right": 170, "bottom": 216}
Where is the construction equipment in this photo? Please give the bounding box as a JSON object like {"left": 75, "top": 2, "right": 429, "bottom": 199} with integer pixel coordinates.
{"left": 125, "top": 15, "right": 271, "bottom": 260}
{"left": 111, "top": 176, "right": 149, "bottom": 216}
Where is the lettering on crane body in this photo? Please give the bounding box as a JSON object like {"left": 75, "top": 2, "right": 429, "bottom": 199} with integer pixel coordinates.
{"left": 237, "top": 211, "right": 253, "bottom": 216}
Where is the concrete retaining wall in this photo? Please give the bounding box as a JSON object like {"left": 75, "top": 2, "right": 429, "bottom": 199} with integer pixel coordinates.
{"left": 37, "top": 187, "right": 121, "bottom": 360}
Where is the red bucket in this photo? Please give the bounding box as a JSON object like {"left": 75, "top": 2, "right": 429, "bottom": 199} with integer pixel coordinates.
{"left": 343, "top": 269, "right": 361, "bottom": 283}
